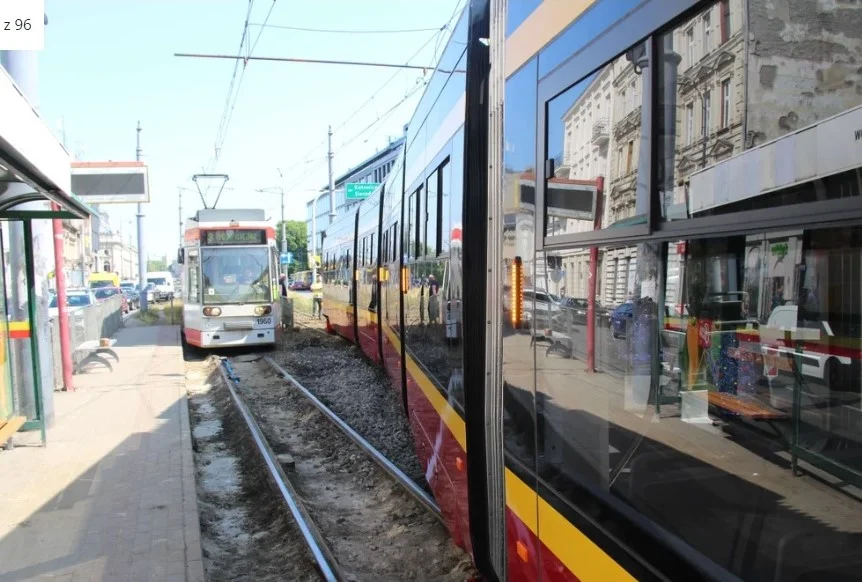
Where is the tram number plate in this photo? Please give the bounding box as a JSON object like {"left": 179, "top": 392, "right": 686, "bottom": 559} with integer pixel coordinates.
{"left": 254, "top": 317, "right": 273, "bottom": 328}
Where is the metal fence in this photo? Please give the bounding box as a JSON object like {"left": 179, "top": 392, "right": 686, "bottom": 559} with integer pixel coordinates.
{"left": 49, "top": 295, "right": 123, "bottom": 387}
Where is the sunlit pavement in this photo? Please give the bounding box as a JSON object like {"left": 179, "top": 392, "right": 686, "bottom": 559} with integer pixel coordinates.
{"left": 0, "top": 325, "right": 204, "bottom": 582}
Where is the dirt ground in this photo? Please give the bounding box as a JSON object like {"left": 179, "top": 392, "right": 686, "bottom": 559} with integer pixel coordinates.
{"left": 231, "top": 357, "right": 476, "bottom": 582}
{"left": 185, "top": 358, "right": 319, "bottom": 582}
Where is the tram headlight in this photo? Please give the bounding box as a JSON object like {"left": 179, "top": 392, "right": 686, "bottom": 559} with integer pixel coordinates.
{"left": 254, "top": 305, "right": 272, "bottom": 316}
{"left": 203, "top": 307, "right": 222, "bottom": 317}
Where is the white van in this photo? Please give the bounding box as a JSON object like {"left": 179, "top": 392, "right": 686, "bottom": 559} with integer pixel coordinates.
{"left": 146, "top": 271, "right": 175, "bottom": 301}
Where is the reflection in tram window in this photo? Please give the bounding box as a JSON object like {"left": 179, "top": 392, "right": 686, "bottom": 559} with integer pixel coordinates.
{"left": 532, "top": 228, "right": 862, "bottom": 580}
{"left": 544, "top": 46, "right": 650, "bottom": 239}
{"left": 503, "top": 56, "right": 539, "bottom": 477}
{"left": 658, "top": 0, "right": 862, "bottom": 222}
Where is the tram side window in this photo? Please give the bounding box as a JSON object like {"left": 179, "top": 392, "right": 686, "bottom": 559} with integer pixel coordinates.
{"left": 534, "top": 230, "right": 862, "bottom": 581}
{"left": 542, "top": 45, "right": 649, "bottom": 242}
{"left": 439, "top": 160, "right": 451, "bottom": 254}
{"left": 414, "top": 185, "right": 424, "bottom": 259}
{"left": 657, "top": 0, "right": 862, "bottom": 223}
{"left": 187, "top": 253, "right": 200, "bottom": 303}
{"left": 407, "top": 192, "right": 417, "bottom": 261}
{"left": 426, "top": 169, "right": 440, "bottom": 257}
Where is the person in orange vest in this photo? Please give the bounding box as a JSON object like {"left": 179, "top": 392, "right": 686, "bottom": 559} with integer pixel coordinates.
{"left": 311, "top": 274, "right": 323, "bottom": 319}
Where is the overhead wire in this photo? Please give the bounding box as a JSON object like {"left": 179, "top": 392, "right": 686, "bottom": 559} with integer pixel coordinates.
{"left": 275, "top": 24, "right": 446, "bottom": 181}
{"left": 209, "top": 0, "right": 256, "bottom": 172}
{"left": 209, "top": 0, "right": 279, "bottom": 176}
{"left": 248, "top": 23, "right": 441, "bottom": 35}
{"left": 216, "top": 0, "right": 278, "bottom": 168}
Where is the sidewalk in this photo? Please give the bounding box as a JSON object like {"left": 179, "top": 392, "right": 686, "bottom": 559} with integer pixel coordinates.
{"left": 0, "top": 325, "right": 204, "bottom": 582}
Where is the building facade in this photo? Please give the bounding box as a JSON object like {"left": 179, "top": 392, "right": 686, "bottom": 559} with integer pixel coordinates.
{"left": 306, "top": 135, "right": 405, "bottom": 255}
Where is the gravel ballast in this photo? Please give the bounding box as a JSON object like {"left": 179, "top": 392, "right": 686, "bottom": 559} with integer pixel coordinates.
{"left": 271, "top": 313, "right": 425, "bottom": 484}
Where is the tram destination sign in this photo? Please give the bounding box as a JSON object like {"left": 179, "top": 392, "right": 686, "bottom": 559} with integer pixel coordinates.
{"left": 203, "top": 229, "right": 266, "bottom": 246}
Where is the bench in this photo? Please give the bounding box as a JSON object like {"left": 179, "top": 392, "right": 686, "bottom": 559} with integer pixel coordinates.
{"left": 708, "top": 391, "right": 788, "bottom": 421}
{"left": 74, "top": 339, "right": 120, "bottom": 373}
{"left": 0, "top": 416, "right": 26, "bottom": 450}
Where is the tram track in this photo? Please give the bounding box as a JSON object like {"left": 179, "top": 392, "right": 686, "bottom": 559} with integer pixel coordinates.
{"left": 219, "top": 353, "right": 475, "bottom": 582}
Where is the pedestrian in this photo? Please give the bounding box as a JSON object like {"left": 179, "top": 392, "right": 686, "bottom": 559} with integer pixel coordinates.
{"left": 428, "top": 273, "right": 440, "bottom": 324}
{"left": 311, "top": 274, "right": 324, "bottom": 319}
{"left": 279, "top": 273, "right": 288, "bottom": 297}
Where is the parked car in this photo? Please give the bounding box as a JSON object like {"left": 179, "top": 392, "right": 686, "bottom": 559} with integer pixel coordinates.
{"left": 94, "top": 286, "right": 129, "bottom": 313}
{"left": 48, "top": 288, "right": 97, "bottom": 318}
{"left": 610, "top": 302, "right": 634, "bottom": 339}
{"left": 555, "top": 297, "right": 590, "bottom": 328}
{"left": 523, "top": 288, "right": 561, "bottom": 336}
{"left": 144, "top": 283, "right": 157, "bottom": 304}
{"left": 122, "top": 287, "right": 140, "bottom": 311}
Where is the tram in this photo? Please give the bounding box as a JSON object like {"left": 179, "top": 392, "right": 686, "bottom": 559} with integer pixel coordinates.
{"left": 319, "top": 0, "right": 862, "bottom": 580}
{"left": 178, "top": 208, "right": 280, "bottom": 349}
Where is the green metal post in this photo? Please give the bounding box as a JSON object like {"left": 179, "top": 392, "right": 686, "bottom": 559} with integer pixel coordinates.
{"left": 23, "top": 221, "right": 46, "bottom": 446}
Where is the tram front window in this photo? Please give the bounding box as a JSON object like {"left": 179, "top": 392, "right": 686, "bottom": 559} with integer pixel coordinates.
{"left": 201, "top": 247, "right": 271, "bottom": 304}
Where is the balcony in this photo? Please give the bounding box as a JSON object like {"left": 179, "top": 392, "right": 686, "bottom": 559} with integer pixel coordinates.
{"left": 591, "top": 117, "right": 610, "bottom": 146}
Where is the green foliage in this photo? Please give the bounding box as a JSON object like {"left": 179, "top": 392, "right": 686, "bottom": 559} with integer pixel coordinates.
{"left": 147, "top": 258, "right": 168, "bottom": 272}
{"left": 275, "top": 220, "right": 308, "bottom": 272}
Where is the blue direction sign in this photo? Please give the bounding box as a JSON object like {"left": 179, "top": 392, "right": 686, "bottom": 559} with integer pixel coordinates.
{"left": 345, "top": 182, "right": 380, "bottom": 200}
{"left": 280, "top": 252, "right": 293, "bottom": 265}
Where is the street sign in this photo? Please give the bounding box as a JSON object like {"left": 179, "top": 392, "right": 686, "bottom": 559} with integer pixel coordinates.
{"left": 345, "top": 183, "right": 380, "bottom": 200}
{"left": 280, "top": 252, "right": 293, "bottom": 265}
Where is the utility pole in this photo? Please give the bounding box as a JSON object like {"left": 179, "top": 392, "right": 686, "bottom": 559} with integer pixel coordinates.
{"left": 311, "top": 125, "right": 335, "bottom": 281}
{"left": 178, "top": 187, "right": 183, "bottom": 247}
{"left": 276, "top": 170, "right": 287, "bottom": 256}
{"left": 136, "top": 122, "right": 148, "bottom": 312}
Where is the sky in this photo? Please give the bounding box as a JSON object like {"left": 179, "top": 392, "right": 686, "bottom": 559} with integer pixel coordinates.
{"left": 36, "top": 0, "right": 464, "bottom": 261}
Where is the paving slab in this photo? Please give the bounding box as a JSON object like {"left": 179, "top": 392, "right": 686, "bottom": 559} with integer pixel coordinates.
{"left": 0, "top": 325, "right": 204, "bottom": 582}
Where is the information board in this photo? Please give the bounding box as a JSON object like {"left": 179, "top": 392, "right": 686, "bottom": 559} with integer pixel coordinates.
{"left": 203, "top": 229, "right": 267, "bottom": 246}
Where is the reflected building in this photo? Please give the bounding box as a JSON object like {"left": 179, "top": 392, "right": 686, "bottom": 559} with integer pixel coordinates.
{"left": 556, "top": 66, "right": 614, "bottom": 300}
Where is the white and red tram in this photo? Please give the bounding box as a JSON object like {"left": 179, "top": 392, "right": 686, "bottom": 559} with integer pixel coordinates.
{"left": 178, "top": 208, "right": 280, "bottom": 349}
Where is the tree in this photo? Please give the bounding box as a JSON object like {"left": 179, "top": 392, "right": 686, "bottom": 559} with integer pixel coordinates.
{"left": 275, "top": 220, "right": 308, "bottom": 272}
{"left": 147, "top": 257, "right": 168, "bottom": 271}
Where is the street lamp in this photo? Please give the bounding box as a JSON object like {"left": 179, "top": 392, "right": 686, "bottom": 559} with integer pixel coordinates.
{"left": 254, "top": 185, "right": 286, "bottom": 254}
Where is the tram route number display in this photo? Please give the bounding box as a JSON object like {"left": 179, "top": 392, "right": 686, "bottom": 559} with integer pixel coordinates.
{"left": 203, "top": 229, "right": 267, "bottom": 246}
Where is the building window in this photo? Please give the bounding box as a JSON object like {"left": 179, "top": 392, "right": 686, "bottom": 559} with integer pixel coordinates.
{"left": 704, "top": 90, "right": 711, "bottom": 134}
{"left": 686, "top": 27, "right": 695, "bottom": 67}
{"left": 720, "top": 0, "right": 730, "bottom": 43}
{"left": 626, "top": 141, "right": 634, "bottom": 173}
{"left": 721, "top": 79, "right": 731, "bottom": 127}
{"left": 686, "top": 102, "right": 695, "bottom": 145}
{"left": 703, "top": 12, "right": 712, "bottom": 54}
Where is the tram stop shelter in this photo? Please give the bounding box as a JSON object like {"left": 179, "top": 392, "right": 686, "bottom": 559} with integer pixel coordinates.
{"left": 0, "top": 64, "right": 95, "bottom": 446}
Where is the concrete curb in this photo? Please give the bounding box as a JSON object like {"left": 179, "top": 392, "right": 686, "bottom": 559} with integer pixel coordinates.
{"left": 179, "top": 350, "right": 206, "bottom": 581}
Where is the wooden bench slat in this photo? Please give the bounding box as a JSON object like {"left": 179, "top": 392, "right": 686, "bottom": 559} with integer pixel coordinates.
{"left": 708, "top": 392, "right": 788, "bottom": 420}
{"left": 0, "top": 416, "right": 26, "bottom": 443}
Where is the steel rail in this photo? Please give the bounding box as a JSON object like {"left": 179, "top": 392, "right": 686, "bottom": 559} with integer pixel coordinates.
{"left": 263, "top": 356, "right": 444, "bottom": 523}
{"left": 216, "top": 360, "right": 343, "bottom": 582}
